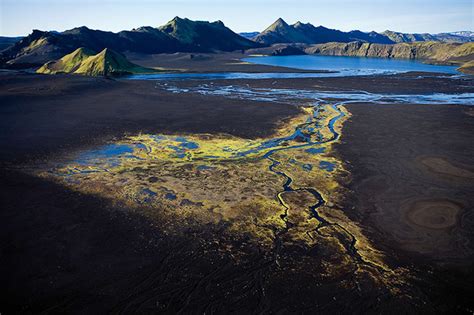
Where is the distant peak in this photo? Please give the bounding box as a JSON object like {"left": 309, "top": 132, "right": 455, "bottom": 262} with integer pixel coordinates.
{"left": 63, "top": 26, "right": 92, "bottom": 34}
{"left": 72, "top": 26, "right": 91, "bottom": 32}
{"left": 274, "top": 18, "right": 288, "bottom": 25}
{"left": 265, "top": 18, "right": 289, "bottom": 32}
{"left": 214, "top": 20, "right": 225, "bottom": 27}
{"left": 170, "top": 16, "right": 190, "bottom": 23}
{"left": 30, "top": 29, "right": 48, "bottom": 38}
{"left": 165, "top": 16, "right": 194, "bottom": 28}
{"left": 293, "top": 21, "right": 314, "bottom": 29}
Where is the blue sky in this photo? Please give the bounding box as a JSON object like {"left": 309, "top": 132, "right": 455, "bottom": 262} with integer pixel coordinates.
{"left": 0, "top": 0, "right": 472, "bottom": 36}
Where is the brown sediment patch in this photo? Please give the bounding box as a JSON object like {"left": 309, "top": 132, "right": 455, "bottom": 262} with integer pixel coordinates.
{"left": 395, "top": 197, "right": 472, "bottom": 258}
{"left": 418, "top": 156, "right": 474, "bottom": 180}
{"left": 404, "top": 199, "right": 462, "bottom": 230}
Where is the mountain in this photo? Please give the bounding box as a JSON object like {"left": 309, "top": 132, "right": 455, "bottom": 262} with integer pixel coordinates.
{"left": 159, "top": 17, "right": 257, "bottom": 51}
{"left": 252, "top": 19, "right": 473, "bottom": 45}
{"left": 253, "top": 18, "right": 394, "bottom": 45}
{"left": 2, "top": 17, "right": 472, "bottom": 69}
{"left": 382, "top": 30, "right": 473, "bottom": 43}
{"left": 253, "top": 18, "right": 313, "bottom": 45}
{"left": 0, "top": 17, "right": 259, "bottom": 68}
{"left": 36, "top": 47, "right": 153, "bottom": 76}
{"left": 0, "top": 27, "right": 180, "bottom": 67}
{"left": 382, "top": 30, "right": 436, "bottom": 43}
{"left": 432, "top": 32, "right": 473, "bottom": 43}
{"left": 449, "top": 31, "right": 474, "bottom": 38}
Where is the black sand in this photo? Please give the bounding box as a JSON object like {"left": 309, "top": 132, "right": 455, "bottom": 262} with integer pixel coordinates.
{"left": 1, "top": 70, "right": 474, "bottom": 313}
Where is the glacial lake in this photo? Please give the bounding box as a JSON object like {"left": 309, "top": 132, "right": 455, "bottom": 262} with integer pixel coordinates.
{"left": 128, "top": 55, "right": 460, "bottom": 81}
{"left": 242, "top": 55, "right": 460, "bottom": 75}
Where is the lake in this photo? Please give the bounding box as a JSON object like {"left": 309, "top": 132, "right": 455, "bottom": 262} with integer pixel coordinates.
{"left": 127, "top": 55, "right": 460, "bottom": 81}
{"left": 243, "top": 55, "right": 459, "bottom": 75}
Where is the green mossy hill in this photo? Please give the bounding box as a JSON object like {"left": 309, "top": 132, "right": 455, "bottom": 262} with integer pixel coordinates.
{"left": 74, "top": 48, "right": 152, "bottom": 76}
{"left": 36, "top": 47, "right": 95, "bottom": 74}
{"left": 37, "top": 48, "right": 154, "bottom": 76}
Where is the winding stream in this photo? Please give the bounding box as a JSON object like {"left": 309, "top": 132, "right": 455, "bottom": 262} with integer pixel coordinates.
{"left": 259, "top": 97, "right": 380, "bottom": 269}
{"left": 41, "top": 82, "right": 473, "bottom": 276}
{"left": 152, "top": 82, "right": 473, "bottom": 270}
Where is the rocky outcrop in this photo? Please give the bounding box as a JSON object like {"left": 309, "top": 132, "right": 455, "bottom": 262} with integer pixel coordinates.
{"left": 306, "top": 41, "right": 473, "bottom": 59}
{"left": 305, "top": 41, "right": 474, "bottom": 73}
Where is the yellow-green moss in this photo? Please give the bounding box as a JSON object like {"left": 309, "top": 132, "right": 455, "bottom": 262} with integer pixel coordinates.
{"left": 37, "top": 48, "right": 156, "bottom": 76}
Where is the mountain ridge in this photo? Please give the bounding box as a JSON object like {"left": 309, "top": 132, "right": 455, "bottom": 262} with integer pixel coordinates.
{"left": 1, "top": 17, "right": 472, "bottom": 69}
{"left": 1, "top": 17, "right": 260, "bottom": 67}
{"left": 252, "top": 18, "right": 473, "bottom": 45}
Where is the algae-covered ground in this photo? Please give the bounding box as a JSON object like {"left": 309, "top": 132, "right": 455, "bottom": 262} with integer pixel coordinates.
{"left": 32, "top": 101, "right": 401, "bottom": 290}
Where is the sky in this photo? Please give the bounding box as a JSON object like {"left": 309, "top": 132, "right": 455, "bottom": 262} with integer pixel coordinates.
{"left": 0, "top": 0, "right": 473, "bottom": 36}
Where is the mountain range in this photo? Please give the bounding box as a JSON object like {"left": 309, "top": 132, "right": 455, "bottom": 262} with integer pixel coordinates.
{"left": 1, "top": 17, "right": 472, "bottom": 69}
{"left": 250, "top": 18, "right": 474, "bottom": 45}
{"left": 0, "top": 17, "right": 259, "bottom": 67}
